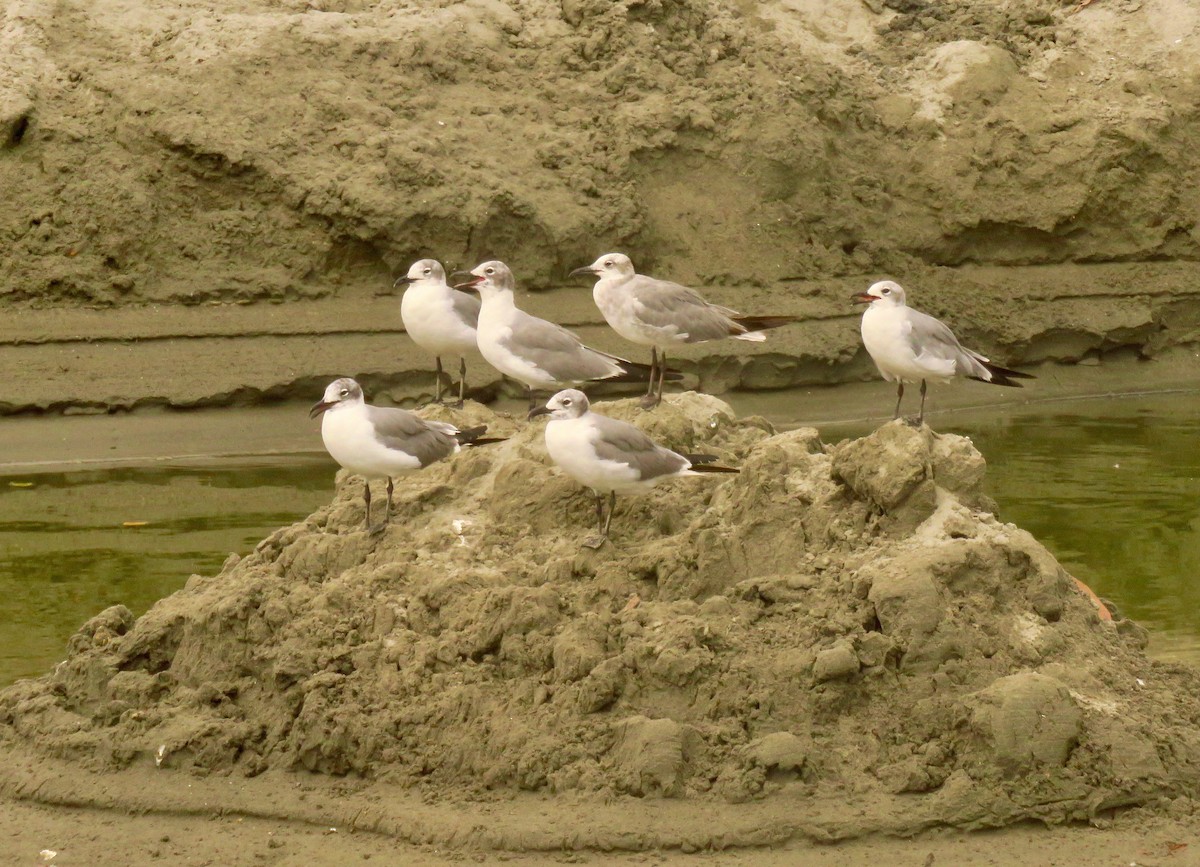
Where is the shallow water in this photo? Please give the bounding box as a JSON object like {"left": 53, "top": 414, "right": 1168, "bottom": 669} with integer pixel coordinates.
{"left": 0, "top": 458, "right": 332, "bottom": 686}
{"left": 2, "top": 389, "right": 1199, "bottom": 687}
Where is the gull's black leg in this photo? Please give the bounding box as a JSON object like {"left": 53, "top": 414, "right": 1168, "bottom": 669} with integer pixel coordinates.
{"left": 362, "top": 479, "right": 372, "bottom": 531}
{"left": 602, "top": 491, "right": 616, "bottom": 538}
{"left": 893, "top": 382, "right": 904, "bottom": 420}
{"left": 918, "top": 379, "right": 928, "bottom": 426}
{"left": 434, "top": 356, "right": 444, "bottom": 404}
{"left": 582, "top": 490, "right": 609, "bottom": 549}
{"left": 641, "top": 349, "right": 664, "bottom": 409}
{"left": 454, "top": 357, "right": 467, "bottom": 408}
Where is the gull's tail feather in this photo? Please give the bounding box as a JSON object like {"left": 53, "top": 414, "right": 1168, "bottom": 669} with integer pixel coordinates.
{"left": 972, "top": 361, "right": 1036, "bottom": 388}
{"left": 685, "top": 453, "right": 739, "bottom": 473}
{"left": 732, "top": 314, "right": 800, "bottom": 338}
{"left": 455, "top": 425, "right": 506, "bottom": 446}
{"left": 599, "top": 360, "right": 685, "bottom": 384}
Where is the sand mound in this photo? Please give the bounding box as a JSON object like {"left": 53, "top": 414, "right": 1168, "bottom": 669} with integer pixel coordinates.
{"left": 3, "top": 393, "right": 1200, "bottom": 841}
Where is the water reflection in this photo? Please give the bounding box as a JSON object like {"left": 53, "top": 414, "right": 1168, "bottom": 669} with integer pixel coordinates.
{"left": 0, "top": 459, "right": 332, "bottom": 686}
{"left": 3, "top": 392, "right": 1199, "bottom": 688}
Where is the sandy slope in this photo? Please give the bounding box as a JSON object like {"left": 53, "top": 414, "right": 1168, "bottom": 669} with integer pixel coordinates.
{"left": 1, "top": 1, "right": 1200, "bottom": 413}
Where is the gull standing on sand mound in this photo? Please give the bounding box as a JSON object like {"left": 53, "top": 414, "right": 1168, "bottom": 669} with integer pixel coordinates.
{"left": 569, "top": 252, "right": 800, "bottom": 408}
{"left": 453, "top": 260, "right": 679, "bottom": 409}
{"left": 310, "top": 377, "right": 497, "bottom": 534}
{"left": 853, "top": 280, "right": 1034, "bottom": 425}
{"left": 395, "top": 258, "right": 480, "bottom": 407}
{"left": 529, "top": 388, "right": 738, "bottom": 549}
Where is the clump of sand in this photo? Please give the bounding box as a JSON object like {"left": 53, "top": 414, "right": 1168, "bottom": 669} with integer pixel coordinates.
{"left": 2, "top": 392, "right": 1198, "bottom": 839}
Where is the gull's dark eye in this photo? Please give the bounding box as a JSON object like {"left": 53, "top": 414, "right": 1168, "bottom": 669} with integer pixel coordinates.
{"left": 339, "top": 389, "right": 348, "bottom": 397}
{"left": 485, "top": 267, "right": 495, "bottom": 275}
{"left": 562, "top": 398, "right": 572, "bottom": 406}
{"left": 603, "top": 260, "right": 613, "bottom": 268}
{"left": 881, "top": 287, "right": 891, "bottom": 295}
{"left": 422, "top": 268, "right": 431, "bottom": 276}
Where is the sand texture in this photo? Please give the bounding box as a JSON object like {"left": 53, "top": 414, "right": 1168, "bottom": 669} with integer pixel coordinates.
{"left": 3, "top": 394, "right": 1199, "bottom": 853}
{"left": 1, "top": 1, "right": 1200, "bottom": 411}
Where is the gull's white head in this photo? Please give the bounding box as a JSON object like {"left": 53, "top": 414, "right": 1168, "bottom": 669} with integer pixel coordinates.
{"left": 853, "top": 280, "right": 907, "bottom": 307}
{"left": 395, "top": 258, "right": 446, "bottom": 288}
{"left": 569, "top": 252, "right": 636, "bottom": 281}
{"left": 310, "top": 377, "right": 365, "bottom": 418}
{"left": 454, "top": 260, "right": 515, "bottom": 298}
{"left": 528, "top": 388, "right": 591, "bottom": 421}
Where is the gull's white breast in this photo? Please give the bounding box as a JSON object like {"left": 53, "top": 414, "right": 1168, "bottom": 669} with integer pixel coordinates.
{"left": 401, "top": 282, "right": 477, "bottom": 357}
{"left": 861, "top": 305, "right": 955, "bottom": 383}
{"left": 321, "top": 403, "right": 423, "bottom": 478}
{"left": 476, "top": 302, "right": 560, "bottom": 388}
{"left": 544, "top": 416, "right": 645, "bottom": 494}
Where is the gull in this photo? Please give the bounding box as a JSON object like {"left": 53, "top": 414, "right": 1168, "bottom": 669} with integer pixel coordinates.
{"left": 569, "top": 252, "right": 799, "bottom": 407}
{"left": 852, "top": 280, "right": 1034, "bottom": 424}
{"left": 395, "top": 258, "right": 480, "bottom": 407}
{"left": 453, "top": 260, "right": 678, "bottom": 408}
{"left": 529, "top": 389, "right": 738, "bottom": 548}
{"left": 310, "top": 377, "right": 497, "bottom": 534}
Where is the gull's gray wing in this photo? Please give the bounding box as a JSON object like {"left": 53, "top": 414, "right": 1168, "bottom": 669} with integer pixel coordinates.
{"left": 503, "top": 309, "right": 623, "bottom": 381}
{"left": 626, "top": 274, "right": 741, "bottom": 343}
{"left": 589, "top": 413, "right": 689, "bottom": 482}
{"left": 905, "top": 309, "right": 991, "bottom": 378}
{"left": 450, "top": 288, "right": 481, "bottom": 330}
{"left": 365, "top": 405, "right": 458, "bottom": 467}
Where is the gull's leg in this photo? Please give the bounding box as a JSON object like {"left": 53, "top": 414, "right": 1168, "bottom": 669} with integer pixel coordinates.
{"left": 368, "top": 477, "right": 392, "bottom": 536}
{"left": 434, "top": 356, "right": 444, "bottom": 404}
{"left": 917, "top": 379, "right": 928, "bottom": 427}
{"left": 641, "top": 349, "right": 664, "bottom": 409}
{"left": 893, "top": 382, "right": 904, "bottom": 420}
{"left": 582, "top": 490, "right": 608, "bottom": 549}
{"left": 602, "top": 491, "right": 616, "bottom": 537}
{"left": 454, "top": 357, "right": 467, "bottom": 409}
{"left": 362, "top": 479, "right": 372, "bottom": 531}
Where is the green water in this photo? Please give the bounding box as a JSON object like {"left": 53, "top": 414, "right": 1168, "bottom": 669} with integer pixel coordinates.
{"left": 0, "top": 459, "right": 333, "bottom": 685}
{"left": 2, "top": 390, "right": 1199, "bottom": 687}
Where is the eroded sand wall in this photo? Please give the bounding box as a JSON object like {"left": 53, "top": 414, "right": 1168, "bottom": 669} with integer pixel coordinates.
{"left": 1, "top": 1, "right": 1199, "bottom": 411}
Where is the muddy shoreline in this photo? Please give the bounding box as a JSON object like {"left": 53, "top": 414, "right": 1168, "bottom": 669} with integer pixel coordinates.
{"left": 5, "top": 0, "right": 1200, "bottom": 860}
{"left": 3, "top": 261, "right": 1200, "bottom": 416}
{"left": 4, "top": 392, "right": 1200, "bottom": 863}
